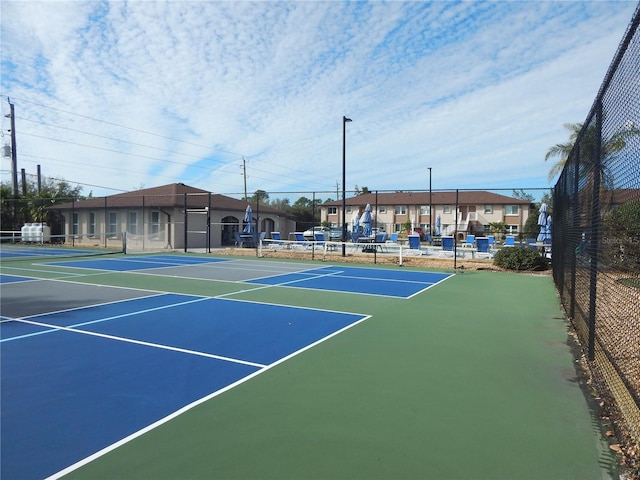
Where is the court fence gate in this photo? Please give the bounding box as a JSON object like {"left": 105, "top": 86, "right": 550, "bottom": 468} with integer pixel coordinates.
{"left": 552, "top": 4, "right": 640, "bottom": 471}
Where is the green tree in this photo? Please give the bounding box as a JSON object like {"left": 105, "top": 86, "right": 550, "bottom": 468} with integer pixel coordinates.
{"left": 512, "top": 189, "right": 535, "bottom": 203}
{"left": 544, "top": 123, "right": 583, "bottom": 182}
{"left": 1, "top": 177, "right": 83, "bottom": 232}
{"left": 545, "top": 121, "right": 639, "bottom": 183}
{"left": 247, "top": 189, "right": 269, "bottom": 205}
{"left": 269, "top": 197, "right": 291, "bottom": 211}
{"left": 289, "top": 196, "right": 323, "bottom": 230}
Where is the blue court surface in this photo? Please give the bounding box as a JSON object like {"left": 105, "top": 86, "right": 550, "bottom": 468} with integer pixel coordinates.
{"left": 48, "top": 254, "right": 231, "bottom": 271}
{"left": 0, "top": 245, "right": 109, "bottom": 259}
{"left": 247, "top": 265, "right": 452, "bottom": 298}
{"left": 45, "top": 255, "right": 453, "bottom": 299}
{"left": 1, "top": 293, "right": 367, "bottom": 480}
{"left": 0, "top": 274, "right": 36, "bottom": 284}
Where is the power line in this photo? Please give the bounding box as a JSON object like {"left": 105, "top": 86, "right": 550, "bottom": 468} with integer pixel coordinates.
{"left": 7, "top": 95, "right": 338, "bottom": 186}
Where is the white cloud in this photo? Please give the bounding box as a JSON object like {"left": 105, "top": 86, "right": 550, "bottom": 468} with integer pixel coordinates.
{"left": 1, "top": 0, "right": 637, "bottom": 198}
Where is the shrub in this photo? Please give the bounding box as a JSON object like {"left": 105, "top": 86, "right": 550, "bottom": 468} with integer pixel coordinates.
{"left": 602, "top": 199, "right": 640, "bottom": 273}
{"left": 493, "top": 247, "right": 547, "bottom": 271}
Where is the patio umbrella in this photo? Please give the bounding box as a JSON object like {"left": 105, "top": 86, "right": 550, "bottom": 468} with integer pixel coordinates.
{"left": 351, "top": 209, "right": 360, "bottom": 234}
{"left": 243, "top": 205, "right": 253, "bottom": 233}
{"left": 544, "top": 215, "right": 552, "bottom": 244}
{"left": 435, "top": 214, "right": 441, "bottom": 236}
{"left": 537, "top": 203, "right": 548, "bottom": 243}
{"left": 361, "top": 204, "right": 372, "bottom": 236}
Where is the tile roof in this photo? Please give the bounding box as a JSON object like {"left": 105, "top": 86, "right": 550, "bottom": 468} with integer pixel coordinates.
{"left": 54, "top": 183, "right": 292, "bottom": 217}
{"left": 322, "top": 190, "right": 533, "bottom": 206}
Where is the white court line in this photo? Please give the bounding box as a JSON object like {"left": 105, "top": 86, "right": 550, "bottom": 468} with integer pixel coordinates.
{"left": 406, "top": 272, "right": 455, "bottom": 299}
{"left": 46, "top": 312, "right": 372, "bottom": 480}
{"left": 12, "top": 316, "right": 267, "bottom": 369}
{"left": 0, "top": 293, "right": 199, "bottom": 342}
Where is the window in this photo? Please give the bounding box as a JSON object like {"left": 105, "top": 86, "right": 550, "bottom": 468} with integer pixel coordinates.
{"left": 346, "top": 206, "right": 352, "bottom": 213}
{"left": 484, "top": 205, "right": 493, "bottom": 214}
{"left": 394, "top": 223, "right": 403, "bottom": 232}
{"left": 128, "top": 211, "right": 138, "bottom": 235}
{"left": 505, "top": 205, "right": 519, "bottom": 215}
{"left": 443, "top": 205, "right": 451, "bottom": 214}
{"left": 506, "top": 225, "right": 518, "bottom": 234}
{"left": 150, "top": 211, "right": 160, "bottom": 239}
{"left": 327, "top": 206, "right": 337, "bottom": 215}
{"left": 379, "top": 206, "right": 386, "bottom": 214}
{"left": 419, "top": 205, "right": 430, "bottom": 215}
{"left": 72, "top": 212, "right": 79, "bottom": 236}
{"left": 108, "top": 212, "right": 118, "bottom": 237}
{"left": 395, "top": 205, "right": 406, "bottom": 215}
{"left": 88, "top": 212, "right": 96, "bottom": 237}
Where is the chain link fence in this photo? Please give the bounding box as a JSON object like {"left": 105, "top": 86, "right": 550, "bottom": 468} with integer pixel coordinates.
{"left": 552, "top": 4, "right": 640, "bottom": 470}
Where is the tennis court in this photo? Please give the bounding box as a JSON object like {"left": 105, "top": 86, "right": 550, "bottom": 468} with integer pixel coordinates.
{"left": 0, "top": 251, "right": 617, "bottom": 479}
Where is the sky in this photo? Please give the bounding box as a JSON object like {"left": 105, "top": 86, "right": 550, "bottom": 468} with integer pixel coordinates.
{"left": 1, "top": 0, "right": 638, "bottom": 201}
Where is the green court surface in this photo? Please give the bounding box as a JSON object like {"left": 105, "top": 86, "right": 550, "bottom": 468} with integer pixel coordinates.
{"left": 2, "top": 254, "right": 617, "bottom": 479}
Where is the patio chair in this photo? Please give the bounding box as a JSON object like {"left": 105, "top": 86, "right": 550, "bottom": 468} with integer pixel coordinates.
{"left": 405, "top": 234, "right": 423, "bottom": 255}
{"left": 487, "top": 235, "right": 495, "bottom": 248}
{"left": 374, "top": 232, "right": 387, "bottom": 252}
{"left": 387, "top": 232, "right": 399, "bottom": 243}
{"left": 463, "top": 234, "right": 475, "bottom": 248}
{"left": 233, "top": 232, "right": 244, "bottom": 247}
{"left": 293, "top": 232, "right": 312, "bottom": 250}
{"left": 476, "top": 237, "right": 493, "bottom": 258}
{"left": 504, "top": 236, "right": 516, "bottom": 247}
{"left": 267, "top": 232, "right": 285, "bottom": 249}
{"left": 439, "top": 236, "right": 455, "bottom": 257}
{"left": 374, "top": 232, "right": 387, "bottom": 243}
{"left": 314, "top": 231, "right": 326, "bottom": 249}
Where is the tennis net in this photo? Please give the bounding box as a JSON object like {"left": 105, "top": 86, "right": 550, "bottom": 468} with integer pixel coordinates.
{"left": 0, "top": 232, "right": 126, "bottom": 262}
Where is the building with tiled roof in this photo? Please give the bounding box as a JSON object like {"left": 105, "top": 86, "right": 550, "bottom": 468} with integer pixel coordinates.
{"left": 321, "top": 190, "right": 533, "bottom": 240}
{"left": 54, "top": 183, "right": 295, "bottom": 250}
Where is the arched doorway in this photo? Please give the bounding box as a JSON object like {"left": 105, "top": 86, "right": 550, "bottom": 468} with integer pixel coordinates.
{"left": 221, "top": 216, "right": 240, "bottom": 246}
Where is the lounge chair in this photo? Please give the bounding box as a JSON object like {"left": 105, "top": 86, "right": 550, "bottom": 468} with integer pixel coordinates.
{"left": 439, "top": 236, "right": 455, "bottom": 257}
{"left": 476, "top": 237, "right": 493, "bottom": 258}
{"left": 387, "top": 232, "right": 399, "bottom": 243}
{"left": 293, "top": 232, "right": 312, "bottom": 250}
{"left": 406, "top": 234, "right": 423, "bottom": 255}
{"left": 267, "top": 232, "right": 285, "bottom": 249}
{"left": 314, "top": 232, "right": 326, "bottom": 249}
{"left": 504, "top": 236, "right": 516, "bottom": 247}
{"left": 463, "top": 234, "right": 475, "bottom": 248}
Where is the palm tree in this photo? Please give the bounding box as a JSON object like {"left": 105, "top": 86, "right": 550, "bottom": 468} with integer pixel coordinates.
{"left": 544, "top": 123, "right": 582, "bottom": 182}
{"left": 545, "top": 121, "right": 639, "bottom": 185}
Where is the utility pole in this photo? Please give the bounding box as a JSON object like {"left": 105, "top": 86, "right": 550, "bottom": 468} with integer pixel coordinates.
{"left": 6, "top": 98, "right": 18, "bottom": 198}
{"left": 241, "top": 156, "right": 248, "bottom": 201}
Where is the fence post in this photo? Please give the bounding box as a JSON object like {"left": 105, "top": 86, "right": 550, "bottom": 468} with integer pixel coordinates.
{"left": 184, "top": 192, "right": 188, "bottom": 253}
{"left": 569, "top": 146, "right": 580, "bottom": 322}
{"left": 587, "top": 101, "right": 603, "bottom": 361}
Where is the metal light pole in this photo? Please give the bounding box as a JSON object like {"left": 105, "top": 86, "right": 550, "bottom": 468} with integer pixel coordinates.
{"left": 342, "top": 116, "right": 352, "bottom": 257}
{"left": 428, "top": 167, "right": 432, "bottom": 244}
